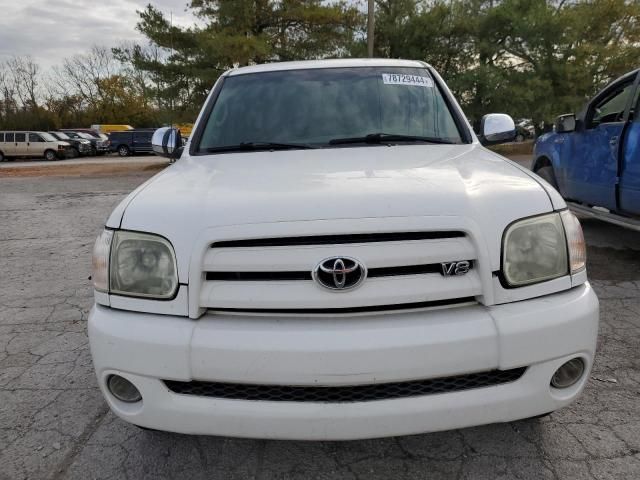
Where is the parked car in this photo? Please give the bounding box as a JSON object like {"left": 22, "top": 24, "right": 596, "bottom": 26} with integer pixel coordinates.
{"left": 515, "top": 118, "right": 535, "bottom": 142}
{"left": 108, "top": 129, "right": 155, "bottom": 156}
{"left": 66, "top": 128, "right": 110, "bottom": 142}
{"left": 49, "top": 131, "right": 92, "bottom": 157}
{"left": 533, "top": 68, "right": 640, "bottom": 230}
{"left": 89, "top": 59, "right": 598, "bottom": 440}
{"left": 59, "top": 129, "right": 110, "bottom": 155}
{"left": 0, "top": 131, "right": 71, "bottom": 161}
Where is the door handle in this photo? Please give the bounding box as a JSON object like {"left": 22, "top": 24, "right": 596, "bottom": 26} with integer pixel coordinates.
{"left": 610, "top": 136, "right": 619, "bottom": 146}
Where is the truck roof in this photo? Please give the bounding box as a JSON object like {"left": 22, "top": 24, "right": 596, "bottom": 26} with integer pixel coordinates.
{"left": 226, "top": 58, "right": 430, "bottom": 77}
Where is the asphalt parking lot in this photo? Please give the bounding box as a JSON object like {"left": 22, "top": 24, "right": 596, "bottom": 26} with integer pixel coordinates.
{"left": 1, "top": 158, "right": 639, "bottom": 479}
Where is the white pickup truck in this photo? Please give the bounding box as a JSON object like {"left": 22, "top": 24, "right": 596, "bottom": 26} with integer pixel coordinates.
{"left": 89, "top": 59, "right": 599, "bottom": 440}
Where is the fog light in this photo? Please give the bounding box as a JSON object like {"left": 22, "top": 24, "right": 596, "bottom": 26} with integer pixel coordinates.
{"left": 107, "top": 375, "right": 142, "bottom": 403}
{"left": 551, "top": 358, "right": 585, "bottom": 389}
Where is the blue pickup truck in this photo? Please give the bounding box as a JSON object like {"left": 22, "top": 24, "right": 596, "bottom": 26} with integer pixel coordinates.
{"left": 533, "top": 69, "right": 640, "bottom": 230}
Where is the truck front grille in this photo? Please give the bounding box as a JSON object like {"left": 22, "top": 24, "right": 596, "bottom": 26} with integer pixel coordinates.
{"left": 199, "top": 230, "right": 481, "bottom": 312}
{"left": 164, "top": 368, "right": 527, "bottom": 403}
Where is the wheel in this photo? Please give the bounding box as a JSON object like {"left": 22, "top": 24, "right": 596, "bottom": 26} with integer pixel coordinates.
{"left": 71, "top": 147, "right": 80, "bottom": 158}
{"left": 0, "top": 151, "right": 5, "bottom": 162}
{"left": 515, "top": 133, "right": 525, "bottom": 143}
{"left": 535, "top": 166, "right": 558, "bottom": 189}
{"left": 44, "top": 150, "right": 57, "bottom": 161}
{"left": 118, "top": 145, "right": 130, "bottom": 157}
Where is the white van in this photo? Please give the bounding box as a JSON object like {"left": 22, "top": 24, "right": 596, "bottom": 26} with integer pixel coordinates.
{"left": 0, "top": 131, "right": 72, "bottom": 161}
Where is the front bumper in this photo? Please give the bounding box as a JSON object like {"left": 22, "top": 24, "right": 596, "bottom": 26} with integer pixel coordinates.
{"left": 88, "top": 283, "right": 599, "bottom": 440}
{"left": 90, "top": 143, "right": 110, "bottom": 153}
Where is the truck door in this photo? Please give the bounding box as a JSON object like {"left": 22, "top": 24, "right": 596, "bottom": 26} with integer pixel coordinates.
{"left": 133, "top": 131, "right": 153, "bottom": 153}
{"left": 564, "top": 73, "right": 638, "bottom": 210}
{"left": 14, "top": 133, "right": 28, "bottom": 156}
{"left": 620, "top": 84, "right": 640, "bottom": 215}
{"left": 4, "top": 132, "right": 16, "bottom": 156}
{"left": 27, "top": 133, "right": 44, "bottom": 157}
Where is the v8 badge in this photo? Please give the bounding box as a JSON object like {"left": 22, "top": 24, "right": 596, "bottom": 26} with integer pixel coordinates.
{"left": 441, "top": 261, "right": 471, "bottom": 276}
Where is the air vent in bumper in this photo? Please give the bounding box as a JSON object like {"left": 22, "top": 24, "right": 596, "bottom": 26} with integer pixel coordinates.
{"left": 164, "top": 368, "right": 527, "bottom": 403}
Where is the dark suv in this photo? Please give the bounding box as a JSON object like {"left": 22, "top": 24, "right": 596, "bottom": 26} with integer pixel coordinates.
{"left": 59, "top": 130, "right": 110, "bottom": 155}
{"left": 108, "top": 129, "right": 155, "bottom": 156}
{"left": 49, "top": 131, "right": 93, "bottom": 157}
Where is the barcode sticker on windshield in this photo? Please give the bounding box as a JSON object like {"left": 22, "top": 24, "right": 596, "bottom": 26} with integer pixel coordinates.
{"left": 382, "top": 73, "right": 433, "bottom": 88}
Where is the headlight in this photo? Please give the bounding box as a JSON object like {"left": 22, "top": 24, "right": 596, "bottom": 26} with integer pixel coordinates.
{"left": 91, "top": 229, "right": 178, "bottom": 299}
{"left": 560, "top": 210, "right": 586, "bottom": 273}
{"left": 92, "top": 229, "right": 113, "bottom": 292}
{"left": 502, "top": 213, "right": 568, "bottom": 286}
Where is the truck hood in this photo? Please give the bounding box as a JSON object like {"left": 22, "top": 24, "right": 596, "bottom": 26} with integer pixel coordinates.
{"left": 110, "top": 144, "right": 555, "bottom": 274}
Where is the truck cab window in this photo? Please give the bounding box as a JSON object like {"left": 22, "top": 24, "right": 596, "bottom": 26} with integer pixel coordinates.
{"left": 589, "top": 82, "right": 635, "bottom": 128}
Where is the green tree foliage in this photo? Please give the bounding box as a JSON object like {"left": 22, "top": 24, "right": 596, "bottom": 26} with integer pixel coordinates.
{"left": 373, "top": 0, "right": 640, "bottom": 130}
{"left": 114, "top": 0, "right": 364, "bottom": 121}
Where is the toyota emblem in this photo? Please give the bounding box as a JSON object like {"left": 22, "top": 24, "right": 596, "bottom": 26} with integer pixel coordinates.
{"left": 313, "top": 256, "right": 366, "bottom": 291}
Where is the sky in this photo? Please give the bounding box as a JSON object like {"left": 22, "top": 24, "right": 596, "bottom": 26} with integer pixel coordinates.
{"left": 0, "top": 0, "right": 196, "bottom": 71}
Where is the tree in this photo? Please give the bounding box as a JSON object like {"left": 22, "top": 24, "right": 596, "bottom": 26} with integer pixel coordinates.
{"left": 372, "top": 0, "right": 640, "bottom": 129}
{"left": 117, "top": 0, "right": 364, "bottom": 118}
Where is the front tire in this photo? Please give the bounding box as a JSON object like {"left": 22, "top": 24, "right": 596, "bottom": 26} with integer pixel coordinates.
{"left": 0, "top": 151, "right": 5, "bottom": 162}
{"left": 535, "top": 166, "right": 558, "bottom": 190}
{"left": 44, "top": 150, "right": 57, "bottom": 162}
{"left": 118, "top": 145, "right": 130, "bottom": 157}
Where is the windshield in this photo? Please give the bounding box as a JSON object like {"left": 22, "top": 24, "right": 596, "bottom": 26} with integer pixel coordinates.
{"left": 53, "top": 132, "right": 70, "bottom": 140}
{"left": 40, "top": 132, "right": 56, "bottom": 142}
{"left": 78, "top": 133, "right": 93, "bottom": 140}
{"left": 197, "top": 67, "right": 464, "bottom": 152}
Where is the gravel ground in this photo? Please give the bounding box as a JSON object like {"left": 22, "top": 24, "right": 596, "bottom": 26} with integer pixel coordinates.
{"left": 0, "top": 154, "right": 164, "bottom": 169}
{"left": 1, "top": 164, "right": 639, "bottom": 480}
{"left": 0, "top": 156, "right": 167, "bottom": 178}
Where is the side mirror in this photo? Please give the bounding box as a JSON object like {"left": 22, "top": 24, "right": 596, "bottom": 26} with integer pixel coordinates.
{"left": 152, "top": 127, "right": 183, "bottom": 159}
{"left": 479, "top": 113, "right": 516, "bottom": 146}
{"left": 555, "top": 114, "right": 576, "bottom": 133}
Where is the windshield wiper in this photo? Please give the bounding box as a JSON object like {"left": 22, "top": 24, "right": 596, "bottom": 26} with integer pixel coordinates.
{"left": 203, "top": 141, "right": 317, "bottom": 153}
{"left": 328, "top": 133, "right": 456, "bottom": 145}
